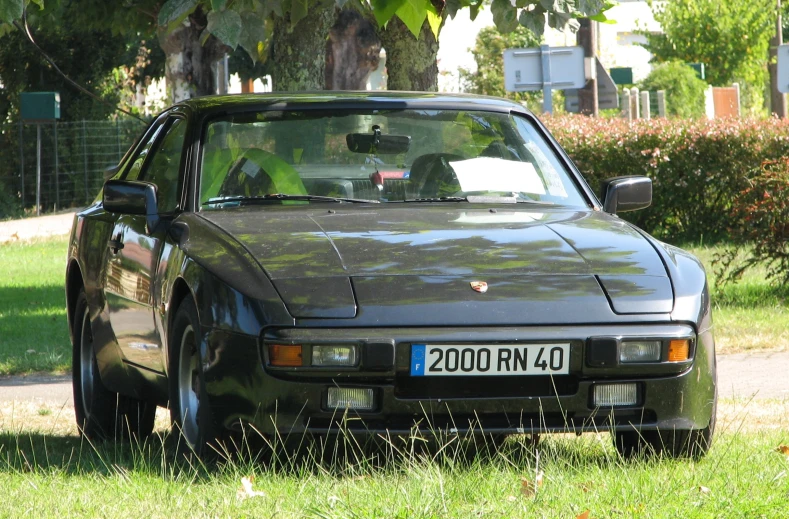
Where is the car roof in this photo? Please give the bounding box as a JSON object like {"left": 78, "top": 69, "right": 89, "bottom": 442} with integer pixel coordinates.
{"left": 174, "top": 91, "right": 532, "bottom": 117}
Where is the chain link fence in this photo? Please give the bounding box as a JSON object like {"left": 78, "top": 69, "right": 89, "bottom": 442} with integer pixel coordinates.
{"left": 0, "top": 118, "right": 146, "bottom": 218}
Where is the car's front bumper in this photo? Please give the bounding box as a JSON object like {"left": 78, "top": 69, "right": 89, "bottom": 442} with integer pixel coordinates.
{"left": 201, "top": 324, "right": 716, "bottom": 438}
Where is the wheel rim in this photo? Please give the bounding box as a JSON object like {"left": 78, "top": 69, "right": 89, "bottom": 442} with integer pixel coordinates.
{"left": 79, "top": 309, "right": 95, "bottom": 417}
{"left": 177, "top": 324, "right": 200, "bottom": 447}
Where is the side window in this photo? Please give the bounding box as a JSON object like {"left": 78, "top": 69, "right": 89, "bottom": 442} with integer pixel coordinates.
{"left": 139, "top": 118, "right": 187, "bottom": 213}
{"left": 123, "top": 122, "right": 165, "bottom": 181}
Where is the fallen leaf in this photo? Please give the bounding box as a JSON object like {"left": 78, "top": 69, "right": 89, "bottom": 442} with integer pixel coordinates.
{"left": 578, "top": 481, "right": 594, "bottom": 493}
{"left": 576, "top": 511, "right": 590, "bottom": 519}
{"left": 698, "top": 485, "right": 711, "bottom": 494}
{"left": 520, "top": 471, "right": 544, "bottom": 498}
{"left": 10, "top": 232, "right": 18, "bottom": 240}
{"left": 237, "top": 476, "right": 265, "bottom": 500}
{"left": 506, "top": 495, "right": 517, "bottom": 502}
{"left": 777, "top": 445, "right": 789, "bottom": 455}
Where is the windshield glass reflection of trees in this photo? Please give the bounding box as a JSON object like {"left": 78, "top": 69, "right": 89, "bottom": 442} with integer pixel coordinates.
{"left": 200, "top": 110, "right": 588, "bottom": 208}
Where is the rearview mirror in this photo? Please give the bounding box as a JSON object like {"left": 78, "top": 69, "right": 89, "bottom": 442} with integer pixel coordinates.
{"left": 103, "top": 179, "right": 160, "bottom": 232}
{"left": 346, "top": 133, "right": 411, "bottom": 154}
{"left": 601, "top": 176, "right": 652, "bottom": 214}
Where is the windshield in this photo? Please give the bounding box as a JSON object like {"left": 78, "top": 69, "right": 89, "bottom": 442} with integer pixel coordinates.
{"left": 199, "top": 109, "right": 588, "bottom": 208}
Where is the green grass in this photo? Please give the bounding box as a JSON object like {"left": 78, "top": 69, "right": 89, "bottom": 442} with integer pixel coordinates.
{"left": 0, "top": 236, "right": 70, "bottom": 375}
{"left": 0, "top": 427, "right": 786, "bottom": 517}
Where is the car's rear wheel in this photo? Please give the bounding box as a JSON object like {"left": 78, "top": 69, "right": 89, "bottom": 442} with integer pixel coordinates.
{"left": 72, "top": 288, "right": 155, "bottom": 441}
{"left": 169, "top": 297, "right": 215, "bottom": 457}
{"left": 614, "top": 395, "right": 716, "bottom": 459}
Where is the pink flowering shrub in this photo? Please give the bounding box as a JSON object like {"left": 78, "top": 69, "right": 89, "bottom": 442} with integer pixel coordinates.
{"left": 544, "top": 115, "right": 789, "bottom": 242}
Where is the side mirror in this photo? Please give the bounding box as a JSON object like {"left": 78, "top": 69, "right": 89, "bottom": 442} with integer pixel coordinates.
{"left": 601, "top": 176, "right": 652, "bottom": 214}
{"left": 103, "top": 179, "right": 160, "bottom": 232}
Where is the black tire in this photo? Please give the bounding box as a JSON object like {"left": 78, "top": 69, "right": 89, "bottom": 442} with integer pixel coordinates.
{"left": 169, "top": 296, "right": 216, "bottom": 457}
{"left": 72, "top": 288, "right": 156, "bottom": 441}
{"left": 614, "top": 394, "right": 716, "bottom": 459}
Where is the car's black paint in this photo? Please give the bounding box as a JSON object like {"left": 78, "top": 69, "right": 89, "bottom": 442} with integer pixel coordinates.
{"left": 66, "top": 92, "right": 716, "bottom": 456}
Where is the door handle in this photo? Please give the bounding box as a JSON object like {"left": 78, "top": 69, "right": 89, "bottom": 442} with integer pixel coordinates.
{"left": 108, "top": 234, "right": 124, "bottom": 254}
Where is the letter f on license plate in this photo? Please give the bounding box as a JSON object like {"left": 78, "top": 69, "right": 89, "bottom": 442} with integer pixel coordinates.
{"left": 410, "top": 344, "right": 570, "bottom": 376}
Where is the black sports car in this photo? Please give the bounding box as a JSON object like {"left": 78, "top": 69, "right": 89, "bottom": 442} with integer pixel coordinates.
{"left": 65, "top": 92, "right": 716, "bottom": 458}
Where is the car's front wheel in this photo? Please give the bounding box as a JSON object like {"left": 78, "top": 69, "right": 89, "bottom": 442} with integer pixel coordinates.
{"left": 169, "top": 297, "right": 215, "bottom": 457}
{"left": 72, "top": 288, "right": 155, "bottom": 441}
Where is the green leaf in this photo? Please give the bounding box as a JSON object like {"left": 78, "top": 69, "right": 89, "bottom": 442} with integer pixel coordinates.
{"left": 211, "top": 0, "right": 228, "bottom": 10}
{"left": 206, "top": 9, "right": 242, "bottom": 48}
{"left": 0, "top": 0, "right": 23, "bottom": 24}
{"left": 548, "top": 10, "right": 577, "bottom": 32}
{"left": 371, "top": 0, "right": 406, "bottom": 27}
{"left": 491, "top": 0, "right": 518, "bottom": 33}
{"left": 239, "top": 13, "right": 268, "bottom": 62}
{"left": 426, "top": 4, "right": 441, "bottom": 39}
{"left": 518, "top": 5, "right": 546, "bottom": 36}
{"left": 469, "top": 3, "right": 480, "bottom": 21}
{"left": 290, "top": 0, "right": 308, "bottom": 28}
{"left": 395, "top": 0, "right": 428, "bottom": 38}
{"left": 577, "top": 0, "right": 605, "bottom": 16}
{"left": 588, "top": 12, "right": 615, "bottom": 24}
{"left": 158, "top": 0, "right": 199, "bottom": 27}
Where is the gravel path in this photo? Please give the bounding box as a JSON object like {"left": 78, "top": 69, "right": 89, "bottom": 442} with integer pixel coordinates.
{"left": 0, "top": 211, "right": 76, "bottom": 244}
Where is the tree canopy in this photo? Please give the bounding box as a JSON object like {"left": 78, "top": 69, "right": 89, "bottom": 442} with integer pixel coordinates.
{"left": 641, "top": 0, "right": 775, "bottom": 115}
{"left": 3, "top": 0, "right": 613, "bottom": 60}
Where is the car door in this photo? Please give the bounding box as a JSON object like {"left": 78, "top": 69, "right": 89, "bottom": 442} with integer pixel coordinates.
{"left": 103, "top": 116, "right": 187, "bottom": 374}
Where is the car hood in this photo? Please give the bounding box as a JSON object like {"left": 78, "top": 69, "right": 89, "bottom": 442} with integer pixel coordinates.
{"left": 199, "top": 205, "right": 673, "bottom": 319}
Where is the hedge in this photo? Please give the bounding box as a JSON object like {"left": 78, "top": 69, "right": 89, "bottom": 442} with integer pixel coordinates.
{"left": 544, "top": 115, "right": 789, "bottom": 243}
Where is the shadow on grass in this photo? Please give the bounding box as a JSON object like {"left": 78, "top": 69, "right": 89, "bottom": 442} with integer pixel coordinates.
{"left": 0, "top": 426, "right": 618, "bottom": 479}
{"left": 0, "top": 285, "right": 70, "bottom": 373}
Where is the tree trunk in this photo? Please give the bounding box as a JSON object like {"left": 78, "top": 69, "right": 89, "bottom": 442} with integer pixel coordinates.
{"left": 325, "top": 9, "right": 381, "bottom": 90}
{"left": 379, "top": 17, "right": 440, "bottom": 91}
{"left": 271, "top": 7, "right": 335, "bottom": 91}
{"left": 158, "top": 7, "right": 228, "bottom": 103}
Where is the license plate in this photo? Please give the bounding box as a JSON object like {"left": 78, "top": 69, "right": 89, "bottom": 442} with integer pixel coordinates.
{"left": 410, "top": 344, "right": 570, "bottom": 376}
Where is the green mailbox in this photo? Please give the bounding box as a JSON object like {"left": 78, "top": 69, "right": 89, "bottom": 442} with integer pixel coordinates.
{"left": 688, "top": 63, "right": 706, "bottom": 80}
{"left": 20, "top": 92, "right": 61, "bottom": 121}
{"left": 610, "top": 67, "right": 633, "bottom": 85}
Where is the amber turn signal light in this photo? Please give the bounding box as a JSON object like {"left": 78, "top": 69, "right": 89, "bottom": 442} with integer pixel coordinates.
{"left": 270, "top": 344, "right": 303, "bottom": 366}
{"left": 667, "top": 340, "right": 690, "bottom": 362}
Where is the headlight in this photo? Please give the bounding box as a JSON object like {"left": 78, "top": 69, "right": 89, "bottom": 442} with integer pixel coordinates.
{"left": 619, "top": 340, "right": 661, "bottom": 363}
{"left": 312, "top": 345, "right": 357, "bottom": 367}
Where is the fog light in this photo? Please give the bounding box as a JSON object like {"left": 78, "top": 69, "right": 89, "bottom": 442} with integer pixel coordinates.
{"left": 327, "top": 387, "right": 375, "bottom": 411}
{"left": 668, "top": 339, "right": 690, "bottom": 362}
{"left": 270, "top": 344, "right": 302, "bottom": 367}
{"left": 312, "top": 345, "right": 357, "bottom": 366}
{"left": 620, "top": 340, "right": 661, "bottom": 363}
{"left": 593, "top": 383, "right": 638, "bottom": 407}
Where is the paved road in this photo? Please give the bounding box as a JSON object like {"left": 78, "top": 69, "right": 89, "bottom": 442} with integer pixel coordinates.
{"left": 1, "top": 352, "right": 786, "bottom": 406}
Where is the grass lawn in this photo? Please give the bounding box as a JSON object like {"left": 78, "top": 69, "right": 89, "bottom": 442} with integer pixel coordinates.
{"left": 0, "top": 236, "right": 70, "bottom": 375}
{"left": 0, "top": 398, "right": 787, "bottom": 517}
{"left": 0, "top": 237, "right": 786, "bottom": 376}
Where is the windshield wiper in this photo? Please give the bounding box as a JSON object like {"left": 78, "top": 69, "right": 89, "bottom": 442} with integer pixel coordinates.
{"left": 399, "top": 196, "right": 469, "bottom": 203}
{"left": 205, "top": 194, "right": 379, "bottom": 205}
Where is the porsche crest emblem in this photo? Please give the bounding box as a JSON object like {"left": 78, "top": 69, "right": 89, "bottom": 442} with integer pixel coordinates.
{"left": 470, "top": 281, "right": 488, "bottom": 293}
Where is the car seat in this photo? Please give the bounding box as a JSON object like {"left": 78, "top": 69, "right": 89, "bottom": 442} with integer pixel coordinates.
{"left": 408, "top": 153, "right": 464, "bottom": 198}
